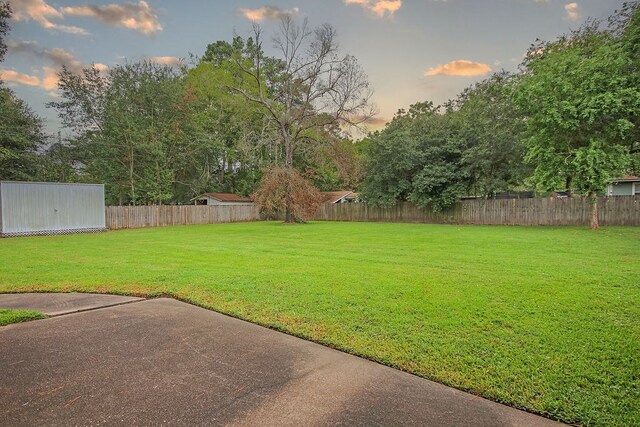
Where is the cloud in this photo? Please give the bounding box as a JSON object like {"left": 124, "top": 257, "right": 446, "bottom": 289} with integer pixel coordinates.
{"left": 564, "top": 2, "right": 580, "bottom": 21}
{"left": 6, "top": 40, "right": 107, "bottom": 91}
{"left": 9, "top": 0, "right": 88, "bottom": 34}
{"left": 63, "top": 1, "right": 162, "bottom": 35}
{"left": 237, "top": 6, "right": 299, "bottom": 22}
{"left": 0, "top": 69, "right": 41, "bottom": 86}
{"left": 424, "top": 60, "right": 491, "bottom": 77}
{"left": 344, "top": 0, "right": 401, "bottom": 17}
{"left": 149, "top": 56, "right": 181, "bottom": 65}
{"left": 8, "top": 40, "right": 84, "bottom": 74}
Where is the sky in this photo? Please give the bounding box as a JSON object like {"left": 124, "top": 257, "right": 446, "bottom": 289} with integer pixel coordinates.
{"left": 1, "top": 0, "right": 626, "bottom": 133}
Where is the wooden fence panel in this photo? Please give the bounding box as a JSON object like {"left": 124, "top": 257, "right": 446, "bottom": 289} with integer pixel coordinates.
{"left": 106, "top": 197, "right": 639, "bottom": 229}
{"left": 106, "top": 205, "right": 261, "bottom": 229}
{"left": 314, "top": 197, "right": 640, "bottom": 226}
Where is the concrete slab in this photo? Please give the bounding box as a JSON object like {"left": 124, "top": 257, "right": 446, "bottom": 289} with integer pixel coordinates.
{"left": 0, "top": 292, "right": 143, "bottom": 316}
{"left": 0, "top": 297, "right": 562, "bottom": 426}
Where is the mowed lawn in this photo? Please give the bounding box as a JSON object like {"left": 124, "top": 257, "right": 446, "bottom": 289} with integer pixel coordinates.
{"left": 1, "top": 222, "right": 638, "bottom": 425}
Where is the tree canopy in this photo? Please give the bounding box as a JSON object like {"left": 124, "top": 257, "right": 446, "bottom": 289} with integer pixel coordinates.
{"left": 1, "top": 3, "right": 638, "bottom": 229}
{"left": 514, "top": 3, "right": 640, "bottom": 228}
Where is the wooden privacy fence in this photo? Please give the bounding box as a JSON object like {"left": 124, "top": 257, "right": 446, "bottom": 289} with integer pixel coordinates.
{"left": 106, "top": 205, "right": 260, "bottom": 229}
{"left": 105, "top": 197, "right": 639, "bottom": 229}
{"left": 314, "top": 197, "right": 640, "bottom": 226}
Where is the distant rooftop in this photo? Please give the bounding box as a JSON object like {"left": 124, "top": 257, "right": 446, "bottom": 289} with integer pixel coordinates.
{"left": 193, "top": 193, "right": 252, "bottom": 203}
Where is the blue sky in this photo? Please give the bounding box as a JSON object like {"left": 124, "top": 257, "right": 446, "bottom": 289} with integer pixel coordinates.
{"left": 2, "top": 0, "right": 625, "bottom": 132}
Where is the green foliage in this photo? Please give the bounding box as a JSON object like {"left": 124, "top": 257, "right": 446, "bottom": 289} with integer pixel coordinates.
{"left": 0, "top": 1, "right": 10, "bottom": 62}
{"left": 573, "top": 139, "right": 629, "bottom": 198}
{"left": 0, "top": 2, "right": 47, "bottom": 181}
{"left": 453, "top": 72, "right": 530, "bottom": 196}
{"left": 0, "top": 85, "right": 47, "bottom": 180}
{"left": 183, "top": 45, "right": 273, "bottom": 197}
{"left": 515, "top": 14, "right": 639, "bottom": 196}
{"left": 362, "top": 84, "right": 527, "bottom": 212}
{"left": 36, "top": 136, "right": 84, "bottom": 183}
{"left": 50, "top": 62, "right": 193, "bottom": 204}
{"left": 362, "top": 4, "right": 638, "bottom": 212}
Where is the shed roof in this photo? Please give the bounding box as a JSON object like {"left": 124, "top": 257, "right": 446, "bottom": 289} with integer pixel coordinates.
{"left": 613, "top": 176, "right": 640, "bottom": 183}
{"left": 320, "top": 191, "right": 353, "bottom": 204}
{"left": 192, "top": 193, "right": 252, "bottom": 202}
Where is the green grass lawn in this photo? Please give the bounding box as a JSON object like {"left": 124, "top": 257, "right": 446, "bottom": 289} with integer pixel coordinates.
{"left": 0, "top": 309, "right": 46, "bottom": 326}
{"left": 0, "top": 222, "right": 638, "bottom": 425}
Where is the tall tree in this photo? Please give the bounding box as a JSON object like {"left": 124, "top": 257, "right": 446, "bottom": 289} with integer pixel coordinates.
{"left": 184, "top": 40, "right": 275, "bottom": 198}
{"left": 0, "top": 87, "right": 47, "bottom": 180}
{"left": 50, "top": 62, "right": 192, "bottom": 205}
{"left": 0, "top": 2, "right": 47, "bottom": 181}
{"left": 515, "top": 12, "right": 639, "bottom": 229}
{"left": 362, "top": 102, "right": 469, "bottom": 212}
{"left": 0, "top": 1, "right": 10, "bottom": 63}
{"left": 612, "top": 1, "right": 640, "bottom": 172}
{"left": 451, "top": 71, "right": 529, "bottom": 197}
{"left": 233, "top": 17, "right": 374, "bottom": 222}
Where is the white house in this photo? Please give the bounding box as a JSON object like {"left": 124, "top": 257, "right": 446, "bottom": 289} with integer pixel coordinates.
{"left": 607, "top": 176, "right": 640, "bottom": 196}
{"left": 191, "top": 193, "right": 254, "bottom": 206}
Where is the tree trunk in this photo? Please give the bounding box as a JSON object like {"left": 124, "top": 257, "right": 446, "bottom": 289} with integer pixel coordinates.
{"left": 129, "top": 147, "right": 136, "bottom": 206}
{"left": 283, "top": 129, "right": 294, "bottom": 223}
{"left": 590, "top": 193, "right": 599, "bottom": 230}
{"left": 565, "top": 176, "right": 573, "bottom": 196}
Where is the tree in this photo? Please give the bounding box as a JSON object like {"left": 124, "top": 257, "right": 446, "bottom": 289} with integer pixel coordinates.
{"left": 184, "top": 40, "right": 275, "bottom": 198}
{"left": 451, "top": 71, "right": 529, "bottom": 197}
{"left": 0, "top": 86, "right": 47, "bottom": 180}
{"left": 0, "top": 2, "right": 10, "bottom": 63}
{"left": 0, "top": 4, "right": 47, "bottom": 181}
{"left": 515, "top": 12, "right": 640, "bottom": 229}
{"left": 362, "top": 102, "right": 469, "bottom": 212}
{"left": 37, "top": 133, "right": 82, "bottom": 183}
{"left": 50, "top": 62, "right": 193, "bottom": 205}
{"left": 252, "top": 166, "right": 322, "bottom": 222}
{"left": 233, "top": 17, "right": 374, "bottom": 222}
{"left": 612, "top": 1, "right": 640, "bottom": 173}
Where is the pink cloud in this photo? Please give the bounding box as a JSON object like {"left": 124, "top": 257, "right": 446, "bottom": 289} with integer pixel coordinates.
{"left": 564, "top": 2, "right": 580, "bottom": 21}
{"left": 10, "top": 0, "right": 88, "bottom": 34}
{"left": 344, "top": 0, "right": 401, "bottom": 17}
{"left": 424, "top": 60, "right": 492, "bottom": 77}
{"left": 237, "top": 6, "right": 299, "bottom": 22}
{"left": 0, "top": 69, "right": 41, "bottom": 86}
{"left": 63, "top": 1, "right": 162, "bottom": 35}
{"left": 149, "top": 56, "right": 181, "bottom": 65}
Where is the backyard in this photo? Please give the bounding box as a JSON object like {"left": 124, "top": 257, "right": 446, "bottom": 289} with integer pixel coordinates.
{"left": 0, "top": 221, "right": 638, "bottom": 426}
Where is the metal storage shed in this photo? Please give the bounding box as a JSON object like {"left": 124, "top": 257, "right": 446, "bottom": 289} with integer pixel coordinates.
{"left": 0, "top": 181, "right": 106, "bottom": 237}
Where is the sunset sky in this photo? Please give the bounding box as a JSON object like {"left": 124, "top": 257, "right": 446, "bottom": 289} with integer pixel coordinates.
{"left": 1, "top": 0, "right": 626, "bottom": 132}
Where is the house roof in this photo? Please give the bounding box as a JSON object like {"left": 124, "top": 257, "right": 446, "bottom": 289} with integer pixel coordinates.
{"left": 614, "top": 176, "right": 640, "bottom": 183}
{"left": 192, "top": 193, "right": 252, "bottom": 202}
{"left": 320, "top": 191, "right": 353, "bottom": 204}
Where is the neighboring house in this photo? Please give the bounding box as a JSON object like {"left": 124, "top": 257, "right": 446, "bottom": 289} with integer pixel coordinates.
{"left": 345, "top": 192, "right": 360, "bottom": 203}
{"left": 191, "top": 193, "right": 254, "bottom": 206}
{"left": 493, "top": 191, "right": 535, "bottom": 199}
{"left": 321, "top": 191, "right": 354, "bottom": 204}
{"left": 607, "top": 176, "right": 640, "bottom": 196}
